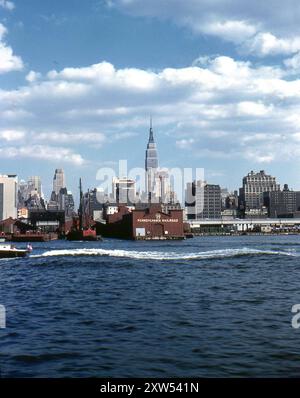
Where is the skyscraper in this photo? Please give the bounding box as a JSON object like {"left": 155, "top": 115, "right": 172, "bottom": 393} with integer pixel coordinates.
{"left": 58, "top": 188, "right": 75, "bottom": 218}
{"left": 263, "top": 184, "right": 297, "bottom": 218}
{"left": 112, "top": 177, "right": 136, "bottom": 204}
{"left": 28, "top": 176, "right": 42, "bottom": 197}
{"left": 53, "top": 169, "right": 65, "bottom": 195}
{"left": 185, "top": 180, "right": 221, "bottom": 220}
{"left": 145, "top": 118, "right": 158, "bottom": 200}
{"left": 154, "top": 169, "right": 173, "bottom": 203}
{"left": 0, "top": 175, "right": 18, "bottom": 221}
{"left": 239, "top": 170, "right": 279, "bottom": 211}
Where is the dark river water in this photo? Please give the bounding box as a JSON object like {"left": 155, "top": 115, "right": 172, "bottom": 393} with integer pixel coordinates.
{"left": 0, "top": 235, "right": 300, "bottom": 377}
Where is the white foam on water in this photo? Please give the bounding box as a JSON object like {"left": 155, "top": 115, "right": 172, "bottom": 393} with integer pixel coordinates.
{"left": 30, "top": 247, "right": 298, "bottom": 261}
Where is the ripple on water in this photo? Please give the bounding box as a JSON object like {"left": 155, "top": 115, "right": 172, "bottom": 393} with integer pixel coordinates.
{"left": 0, "top": 236, "right": 300, "bottom": 377}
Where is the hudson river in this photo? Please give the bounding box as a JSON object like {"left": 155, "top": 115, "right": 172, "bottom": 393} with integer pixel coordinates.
{"left": 1, "top": 235, "right": 300, "bottom": 377}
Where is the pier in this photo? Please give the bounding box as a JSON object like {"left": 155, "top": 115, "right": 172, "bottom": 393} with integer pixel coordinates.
{"left": 188, "top": 218, "right": 300, "bottom": 234}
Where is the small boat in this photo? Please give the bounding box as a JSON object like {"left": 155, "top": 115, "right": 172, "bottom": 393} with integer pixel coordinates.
{"left": 0, "top": 244, "right": 30, "bottom": 258}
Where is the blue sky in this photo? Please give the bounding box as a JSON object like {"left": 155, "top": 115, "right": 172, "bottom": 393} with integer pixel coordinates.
{"left": 1, "top": 0, "right": 300, "bottom": 199}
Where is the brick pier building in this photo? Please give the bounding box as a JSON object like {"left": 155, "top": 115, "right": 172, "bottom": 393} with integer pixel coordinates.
{"left": 97, "top": 204, "right": 184, "bottom": 240}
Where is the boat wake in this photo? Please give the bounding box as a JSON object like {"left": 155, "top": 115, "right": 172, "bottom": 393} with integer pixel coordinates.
{"left": 31, "top": 247, "right": 297, "bottom": 261}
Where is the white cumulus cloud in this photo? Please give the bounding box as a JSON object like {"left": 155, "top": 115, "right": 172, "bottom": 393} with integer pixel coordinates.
{"left": 108, "top": 0, "right": 300, "bottom": 57}
{"left": 0, "top": 23, "right": 23, "bottom": 74}
{"left": 245, "top": 32, "right": 300, "bottom": 56}
{"left": 0, "top": 145, "right": 85, "bottom": 165}
{"left": 2, "top": 56, "right": 300, "bottom": 166}
{"left": 0, "top": 129, "right": 25, "bottom": 141}
{"left": 200, "top": 20, "right": 257, "bottom": 44}
{"left": 26, "top": 70, "right": 42, "bottom": 83}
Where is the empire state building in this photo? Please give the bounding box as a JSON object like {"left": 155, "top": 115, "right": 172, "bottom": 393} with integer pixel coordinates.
{"left": 145, "top": 119, "right": 158, "bottom": 200}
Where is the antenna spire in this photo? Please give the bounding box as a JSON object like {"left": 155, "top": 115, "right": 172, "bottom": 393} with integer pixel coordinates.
{"left": 148, "top": 116, "right": 154, "bottom": 143}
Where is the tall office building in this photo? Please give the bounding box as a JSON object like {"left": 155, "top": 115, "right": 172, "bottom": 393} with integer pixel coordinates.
{"left": 185, "top": 180, "right": 222, "bottom": 220}
{"left": 112, "top": 177, "right": 136, "bottom": 204}
{"left": 58, "top": 188, "right": 75, "bottom": 218}
{"left": 185, "top": 181, "right": 196, "bottom": 219}
{"left": 153, "top": 170, "right": 169, "bottom": 203}
{"left": 18, "top": 176, "right": 43, "bottom": 210}
{"left": 53, "top": 169, "right": 65, "bottom": 195}
{"left": 145, "top": 118, "right": 158, "bottom": 201}
{"left": 48, "top": 169, "right": 67, "bottom": 212}
{"left": 199, "top": 183, "right": 221, "bottom": 219}
{"left": 28, "top": 176, "right": 42, "bottom": 197}
{"left": 263, "top": 184, "right": 297, "bottom": 217}
{"left": 0, "top": 175, "right": 18, "bottom": 221}
{"left": 239, "top": 170, "right": 279, "bottom": 211}
{"left": 18, "top": 179, "right": 29, "bottom": 207}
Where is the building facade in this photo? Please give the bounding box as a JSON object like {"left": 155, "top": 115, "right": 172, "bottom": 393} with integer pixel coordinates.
{"left": 0, "top": 175, "right": 18, "bottom": 221}
{"left": 112, "top": 177, "right": 136, "bottom": 204}
{"left": 48, "top": 169, "right": 74, "bottom": 218}
{"left": 28, "top": 176, "right": 42, "bottom": 197}
{"left": 185, "top": 181, "right": 222, "bottom": 220}
{"left": 239, "top": 170, "right": 280, "bottom": 211}
{"left": 100, "top": 204, "right": 184, "bottom": 240}
{"left": 264, "top": 184, "right": 297, "bottom": 217}
{"left": 145, "top": 119, "right": 158, "bottom": 201}
{"left": 58, "top": 188, "right": 75, "bottom": 218}
{"left": 53, "top": 169, "right": 65, "bottom": 195}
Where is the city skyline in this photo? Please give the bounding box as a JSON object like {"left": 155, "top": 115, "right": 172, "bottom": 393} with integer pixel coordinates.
{"left": 6, "top": 117, "right": 296, "bottom": 207}
{"left": 0, "top": 110, "right": 297, "bottom": 212}
{"left": 8, "top": 122, "right": 300, "bottom": 207}
{"left": 3, "top": 1, "right": 300, "bottom": 384}
{"left": 2, "top": 1, "right": 300, "bottom": 194}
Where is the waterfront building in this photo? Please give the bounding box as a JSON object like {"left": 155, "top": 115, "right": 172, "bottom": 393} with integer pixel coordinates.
{"left": 98, "top": 204, "right": 184, "bottom": 240}
{"left": 201, "top": 183, "right": 221, "bottom": 219}
{"left": 0, "top": 217, "right": 17, "bottom": 234}
{"left": 0, "top": 174, "right": 18, "bottom": 221}
{"left": 244, "top": 207, "right": 268, "bottom": 219}
{"left": 29, "top": 209, "right": 65, "bottom": 233}
{"left": 162, "top": 202, "right": 182, "bottom": 213}
{"left": 221, "top": 209, "right": 238, "bottom": 220}
{"left": 188, "top": 217, "right": 300, "bottom": 234}
{"left": 185, "top": 180, "right": 222, "bottom": 220}
{"left": 239, "top": 170, "right": 279, "bottom": 216}
{"left": 263, "top": 184, "right": 297, "bottom": 218}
